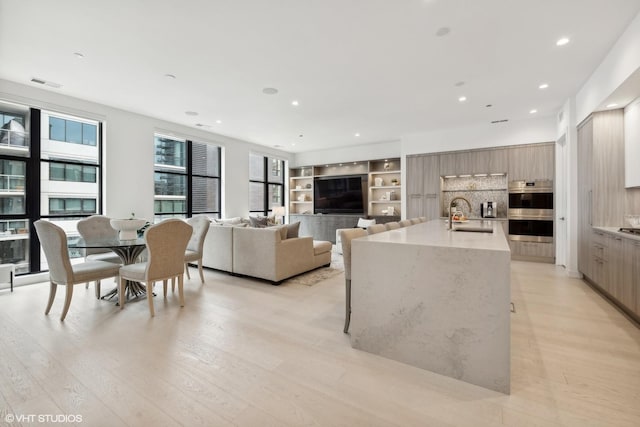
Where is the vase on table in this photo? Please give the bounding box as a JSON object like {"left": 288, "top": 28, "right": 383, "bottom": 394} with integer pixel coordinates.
{"left": 110, "top": 219, "right": 147, "bottom": 240}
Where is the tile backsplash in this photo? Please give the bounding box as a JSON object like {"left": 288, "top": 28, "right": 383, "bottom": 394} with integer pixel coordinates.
{"left": 441, "top": 175, "right": 508, "bottom": 218}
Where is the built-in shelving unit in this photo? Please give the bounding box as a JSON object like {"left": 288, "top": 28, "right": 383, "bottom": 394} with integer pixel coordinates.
{"left": 289, "top": 158, "right": 402, "bottom": 217}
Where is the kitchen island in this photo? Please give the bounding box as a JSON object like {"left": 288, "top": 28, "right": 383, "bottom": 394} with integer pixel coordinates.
{"left": 350, "top": 219, "right": 511, "bottom": 393}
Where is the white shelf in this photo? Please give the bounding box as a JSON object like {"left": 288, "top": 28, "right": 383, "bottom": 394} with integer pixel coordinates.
{"left": 291, "top": 201, "right": 313, "bottom": 204}
{"left": 290, "top": 176, "right": 313, "bottom": 180}
{"left": 370, "top": 185, "right": 401, "bottom": 190}
{"left": 291, "top": 189, "right": 312, "bottom": 192}
{"left": 370, "top": 200, "right": 401, "bottom": 204}
{"left": 370, "top": 170, "right": 400, "bottom": 175}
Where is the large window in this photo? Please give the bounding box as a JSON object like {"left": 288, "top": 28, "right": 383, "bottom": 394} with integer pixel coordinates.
{"left": 249, "top": 153, "right": 284, "bottom": 216}
{"left": 154, "top": 135, "right": 221, "bottom": 221}
{"left": 48, "top": 116, "right": 97, "bottom": 146}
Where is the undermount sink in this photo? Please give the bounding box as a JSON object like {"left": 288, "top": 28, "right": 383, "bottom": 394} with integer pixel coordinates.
{"left": 452, "top": 226, "right": 494, "bottom": 233}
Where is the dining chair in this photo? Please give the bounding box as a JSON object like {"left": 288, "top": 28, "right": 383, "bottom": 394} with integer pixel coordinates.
{"left": 385, "top": 222, "right": 400, "bottom": 230}
{"left": 118, "top": 219, "right": 192, "bottom": 317}
{"left": 398, "top": 219, "right": 412, "bottom": 227}
{"left": 34, "top": 220, "right": 121, "bottom": 321}
{"left": 367, "top": 224, "right": 387, "bottom": 235}
{"left": 77, "top": 215, "right": 122, "bottom": 298}
{"left": 340, "top": 228, "right": 367, "bottom": 333}
{"left": 183, "top": 215, "right": 211, "bottom": 283}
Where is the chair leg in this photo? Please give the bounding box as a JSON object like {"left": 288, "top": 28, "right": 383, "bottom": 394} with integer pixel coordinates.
{"left": 60, "top": 284, "right": 74, "bottom": 321}
{"left": 198, "top": 260, "right": 205, "bottom": 283}
{"left": 119, "top": 277, "right": 126, "bottom": 309}
{"left": 95, "top": 280, "right": 101, "bottom": 299}
{"left": 185, "top": 262, "right": 191, "bottom": 280}
{"left": 163, "top": 280, "right": 168, "bottom": 297}
{"left": 343, "top": 279, "right": 351, "bottom": 333}
{"left": 147, "top": 281, "right": 155, "bottom": 317}
{"left": 171, "top": 277, "right": 175, "bottom": 292}
{"left": 178, "top": 274, "right": 185, "bottom": 307}
{"left": 45, "top": 282, "right": 57, "bottom": 315}
{"left": 85, "top": 282, "right": 89, "bottom": 289}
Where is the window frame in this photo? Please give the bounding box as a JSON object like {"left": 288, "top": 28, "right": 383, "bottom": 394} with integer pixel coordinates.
{"left": 249, "top": 154, "right": 285, "bottom": 216}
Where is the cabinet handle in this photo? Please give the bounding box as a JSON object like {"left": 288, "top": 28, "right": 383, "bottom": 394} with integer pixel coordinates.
{"left": 589, "top": 190, "right": 593, "bottom": 226}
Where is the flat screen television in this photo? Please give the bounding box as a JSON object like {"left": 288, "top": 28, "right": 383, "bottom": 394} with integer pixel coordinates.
{"left": 314, "top": 175, "right": 365, "bottom": 214}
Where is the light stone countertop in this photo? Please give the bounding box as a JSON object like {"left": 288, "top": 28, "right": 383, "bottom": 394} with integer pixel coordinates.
{"left": 593, "top": 226, "right": 640, "bottom": 242}
{"left": 351, "top": 219, "right": 511, "bottom": 394}
{"left": 362, "top": 219, "right": 511, "bottom": 252}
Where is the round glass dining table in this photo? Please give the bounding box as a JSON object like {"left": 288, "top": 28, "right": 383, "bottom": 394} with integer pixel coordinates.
{"left": 69, "top": 237, "right": 147, "bottom": 303}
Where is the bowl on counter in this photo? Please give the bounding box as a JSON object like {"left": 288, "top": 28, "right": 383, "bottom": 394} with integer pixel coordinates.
{"left": 624, "top": 214, "right": 640, "bottom": 228}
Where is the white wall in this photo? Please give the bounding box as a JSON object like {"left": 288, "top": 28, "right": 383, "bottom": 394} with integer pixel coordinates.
{"left": 0, "top": 79, "right": 292, "bottom": 220}
{"left": 292, "top": 140, "right": 401, "bottom": 167}
{"left": 576, "top": 11, "right": 640, "bottom": 123}
{"left": 401, "top": 116, "right": 556, "bottom": 156}
{"left": 624, "top": 97, "right": 640, "bottom": 188}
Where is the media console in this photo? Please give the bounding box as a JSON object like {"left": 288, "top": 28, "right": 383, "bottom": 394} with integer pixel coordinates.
{"left": 290, "top": 214, "right": 400, "bottom": 243}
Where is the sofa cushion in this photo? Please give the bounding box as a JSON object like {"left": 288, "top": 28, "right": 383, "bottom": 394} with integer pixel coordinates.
{"left": 313, "top": 240, "right": 332, "bottom": 255}
{"left": 214, "top": 217, "right": 242, "bottom": 225}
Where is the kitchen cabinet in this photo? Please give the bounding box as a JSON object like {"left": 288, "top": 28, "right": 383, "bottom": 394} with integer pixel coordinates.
{"left": 406, "top": 154, "right": 440, "bottom": 220}
{"left": 577, "top": 118, "right": 593, "bottom": 278}
{"left": 591, "top": 110, "right": 625, "bottom": 226}
{"left": 621, "top": 239, "right": 637, "bottom": 313}
{"left": 509, "top": 241, "right": 554, "bottom": 261}
{"left": 488, "top": 148, "right": 509, "bottom": 174}
{"left": 507, "top": 143, "right": 554, "bottom": 182}
{"left": 439, "top": 152, "right": 470, "bottom": 176}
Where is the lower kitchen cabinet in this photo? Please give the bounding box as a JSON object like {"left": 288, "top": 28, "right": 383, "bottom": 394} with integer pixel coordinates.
{"left": 509, "top": 241, "right": 554, "bottom": 261}
{"left": 586, "top": 228, "right": 640, "bottom": 321}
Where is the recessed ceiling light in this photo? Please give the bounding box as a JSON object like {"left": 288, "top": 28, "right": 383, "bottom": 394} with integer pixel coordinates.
{"left": 556, "top": 37, "right": 570, "bottom": 46}
{"left": 486, "top": 104, "right": 492, "bottom": 108}
{"left": 216, "top": 119, "right": 222, "bottom": 124}
{"left": 355, "top": 133, "right": 360, "bottom": 137}
{"left": 164, "top": 73, "right": 176, "bottom": 79}
{"left": 299, "top": 134, "right": 303, "bottom": 138}
{"left": 435, "top": 27, "right": 451, "bottom": 37}
{"left": 606, "top": 103, "right": 618, "bottom": 108}
{"left": 529, "top": 109, "right": 538, "bottom": 114}
{"left": 538, "top": 83, "right": 549, "bottom": 89}
{"left": 458, "top": 96, "right": 467, "bottom": 102}
{"left": 291, "top": 100, "right": 299, "bottom": 106}
{"left": 262, "top": 87, "right": 278, "bottom": 95}
{"left": 195, "top": 123, "right": 211, "bottom": 128}
{"left": 73, "top": 52, "right": 84, "bottom": 59}
{"left": 185, "top": 111, "right": 198, "bottom": 116}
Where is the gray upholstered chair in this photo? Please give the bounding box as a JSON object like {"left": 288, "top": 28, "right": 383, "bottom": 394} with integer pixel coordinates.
{"left": 340, "top": 228, "right": 367, "bottom": 333}
{"left": 118, "top": 219, "right": 192, "bottom": 317}
{"left": 34, "top": 220, "right": 121, "bottom": 321}
{"left": 385, "top": 222, "right": 400, "bottom": 230}
{"left": 77, "top": 215, "right": 122, "bottom": 298}
{"left": 398, "top": 219, "right": 412, "bottom": 227}
{"left": 184, "top": 215, "right": 211, "bottom": 283}
{"left": 410, "top": 218, "right": 421, "bottom": 225}
{"left": 367, "top": 224, "right": 387, "bottom": 235}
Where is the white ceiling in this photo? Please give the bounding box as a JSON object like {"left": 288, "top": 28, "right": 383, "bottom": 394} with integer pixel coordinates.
{"left": 1, "top": 0, "right": 640, "bottom": 153}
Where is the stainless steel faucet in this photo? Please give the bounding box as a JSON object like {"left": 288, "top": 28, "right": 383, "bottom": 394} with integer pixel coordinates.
{"left": 448, "top": 196, "right": 471, "bottom": 230}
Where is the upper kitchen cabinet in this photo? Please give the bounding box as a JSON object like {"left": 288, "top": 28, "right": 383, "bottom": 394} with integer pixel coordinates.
{"left": 507, "top": 143, "right": 554, "bottom": 182}
{"left": 439, "top": 151, "right": 470, "bottom": 176}
{"left": 406, "top": 154, "right": 440, "bottom": 220}
{"left": 488, "top": 148, "right": 509, "bottom": 174}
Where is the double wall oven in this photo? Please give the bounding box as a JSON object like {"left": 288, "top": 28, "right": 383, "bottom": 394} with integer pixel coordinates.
{"left": 508, "top": 180, "right": 553, "bottom": 243}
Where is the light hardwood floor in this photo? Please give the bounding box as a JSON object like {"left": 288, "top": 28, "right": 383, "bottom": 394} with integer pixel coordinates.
{"left": 0, "top": 261, "right": 639, "bottom": 427}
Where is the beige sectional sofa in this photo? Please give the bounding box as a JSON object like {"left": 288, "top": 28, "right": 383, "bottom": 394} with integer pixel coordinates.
{"left": 201, "top": 224, "right": 332, "bottom": 284}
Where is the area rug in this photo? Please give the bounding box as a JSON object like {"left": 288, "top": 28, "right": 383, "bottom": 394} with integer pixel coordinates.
{"left": 283, "top": 247, "right": 344, "bottom": 286}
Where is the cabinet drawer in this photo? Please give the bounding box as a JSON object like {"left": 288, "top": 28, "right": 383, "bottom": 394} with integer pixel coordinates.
{"left": 510, "top": 241, "right": 554, "bottom": 259}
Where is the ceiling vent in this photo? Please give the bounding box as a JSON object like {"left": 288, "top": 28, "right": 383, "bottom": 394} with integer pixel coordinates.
{"left": 30, "top": 77, "right": 62, "bottom": 88}
{"left": 490, "top": 119, "right": 509, "bottom": 124}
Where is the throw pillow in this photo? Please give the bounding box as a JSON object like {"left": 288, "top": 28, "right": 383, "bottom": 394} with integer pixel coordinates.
{"left": 357, "top": 218, "right": 376, "bottom": 228}
{"left": 275, "top": 225, "right": 288, "bottom": 240}
{"left": 249, "top": 215, "right": 276, "bottom": 228}
{"left": 285, "top": 221, "right": 301, "bottom": 238}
